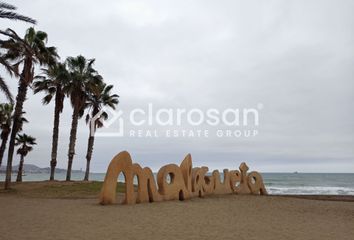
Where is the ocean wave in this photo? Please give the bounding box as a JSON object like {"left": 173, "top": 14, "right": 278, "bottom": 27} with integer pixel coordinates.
{"left": 267, "top": 186, "right": 354, "bottom": 195}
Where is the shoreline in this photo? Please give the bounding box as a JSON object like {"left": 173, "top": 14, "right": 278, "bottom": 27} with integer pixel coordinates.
{"left": 1, "top": 181, "right": 354, "bottom": 202}
{"left": 2, "top": 172, "right": 354, "bottom": 196}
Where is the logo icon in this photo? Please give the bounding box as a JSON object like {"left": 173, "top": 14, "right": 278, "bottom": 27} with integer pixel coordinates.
{"left": 90, "top": 108, "right": 124, "bottom": 137}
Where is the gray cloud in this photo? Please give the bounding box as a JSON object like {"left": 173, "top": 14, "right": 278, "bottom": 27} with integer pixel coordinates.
{"left": 1, "top": 0, "right": 353, "bottom": 173}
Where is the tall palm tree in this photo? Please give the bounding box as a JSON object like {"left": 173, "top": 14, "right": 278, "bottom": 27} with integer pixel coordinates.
{"left": 0, "top": 2, "right": 36, "bottom": 23}
{"left": 15, "top": 133, "right": 36, "bottom": 182}
{"left": 64, "top": 55, "right": 102, "bottom": 181}
{"left": 33, "top": 62, "right": 69, "bottom": 180}
{"left": 83, "top": 83, "right": 119, "bottom": 181}
{"left": 0, "top": 103, "right": 27, "bottom": 168}
{"left": 0, "top": 103, "right": 12, "bottom": 167}
{"left": 0, "top": 2, "right": 36, "bottom": 103}
{"left": 0, "top": 27, "right": 58, "bottom": 189}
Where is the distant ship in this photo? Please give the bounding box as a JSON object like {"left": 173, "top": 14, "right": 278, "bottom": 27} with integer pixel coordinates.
{"left": 293, "top": 171, "right": 299, "bottom": 174}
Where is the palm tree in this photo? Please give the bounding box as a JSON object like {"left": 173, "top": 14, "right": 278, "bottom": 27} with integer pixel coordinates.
{"left": 0, "top": 103, "right": 27, "bottom": 168}
{"left": 83, "top": 83, "right": 119, "bottom": 181}
{"left": 15, "top": 133, "right": 36, "bottom": 182}
{"left": 0, "top": 27, "right": 58, "bottom": 189}
{"left": 0, "top": 1, "right": 36, "bottom": 103}
{"left": 0, "top": 2, "right": 36, "bottom": 24}
{"left": 64, "top": 55, "right": 103, "bottom": 181}
{"left": 33, "top": 62, "right": 69, "bottom": 180}
{"left": 0, "top": 103, "right": 12, "bottom": 167}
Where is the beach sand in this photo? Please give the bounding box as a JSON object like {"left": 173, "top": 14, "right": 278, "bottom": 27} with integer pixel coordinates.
{"left": 0, "top": 182, "right": 353, "bottom": 240}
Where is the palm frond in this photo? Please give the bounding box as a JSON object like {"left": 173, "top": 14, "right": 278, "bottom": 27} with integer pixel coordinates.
{"left": 0, "top": 2, "right": 16, "bottom": 10}
{"left": 42, "top": 94, "right": 53, "bottom": 104}
{"left": 0, "top": 53, "right": 19, "bottom": 76}
{"left": 0, "top": 75, "right": 14, "bottom": 104}
{"left": 0, "top": 10, "right": 36, "bottom": 24}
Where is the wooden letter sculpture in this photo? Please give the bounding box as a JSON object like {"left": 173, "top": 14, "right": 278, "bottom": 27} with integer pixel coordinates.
{"left": 99, "top": 151, "right": 267, "bottom": 205}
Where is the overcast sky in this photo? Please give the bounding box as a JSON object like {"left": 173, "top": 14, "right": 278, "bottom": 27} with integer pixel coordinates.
{"left": 1, "top": 0, "right": 353, "bottom": 173}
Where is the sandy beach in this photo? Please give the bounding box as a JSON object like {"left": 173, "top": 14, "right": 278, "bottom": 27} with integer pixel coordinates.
{"left": 0, "top": 182, "right": 353, "bottom": 240}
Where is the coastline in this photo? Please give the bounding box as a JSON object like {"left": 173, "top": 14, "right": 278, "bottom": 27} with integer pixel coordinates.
{"left": 2, "top": 171, "right": 354, "bottom": 195}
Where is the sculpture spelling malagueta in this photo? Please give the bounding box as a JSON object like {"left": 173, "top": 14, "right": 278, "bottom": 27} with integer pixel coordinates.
{"left": 99, "top": 151, "right": 267, "bottom": 205}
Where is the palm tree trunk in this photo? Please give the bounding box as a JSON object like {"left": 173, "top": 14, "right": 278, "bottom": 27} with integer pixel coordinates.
{"left": 49, "top": 90, "right": 63, "bottom": 181}
{"left": 84, "top": 129, "right": 95, "bottom": 181}
{"left": 4, "top": 80, "right": 28, "bottom": 189}
{"left": 0, "top": 130, "right": 10, "bottom": 168}
{"left": 66, "top": 108, "right": 79, "bottom": 181}
{"left": 16, "top": 155, "right": 25, "bottom": 182}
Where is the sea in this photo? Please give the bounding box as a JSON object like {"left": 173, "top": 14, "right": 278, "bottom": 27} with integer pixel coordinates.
{"left": 1, "top": 172, "right": 354, "bottom": 195}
